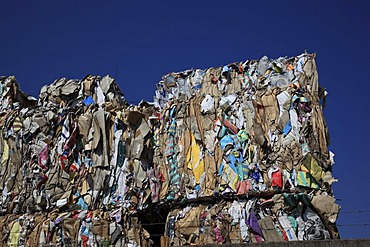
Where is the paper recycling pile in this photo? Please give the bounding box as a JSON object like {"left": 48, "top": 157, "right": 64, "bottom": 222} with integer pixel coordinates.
{"left": 0, "top": 53, "right": 340, "bottom": 246}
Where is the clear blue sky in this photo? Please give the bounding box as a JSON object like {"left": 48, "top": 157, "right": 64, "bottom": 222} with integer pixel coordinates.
{"left": 1, "top": 0, "right": 369, "bottom": 239}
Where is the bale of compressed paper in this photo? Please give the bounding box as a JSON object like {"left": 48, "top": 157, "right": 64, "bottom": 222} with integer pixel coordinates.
{"left": 0, "top": 75, "right": 154, "bottom": 246}
{"left": 155, "top": 53, "right": 339, "bottom": 245}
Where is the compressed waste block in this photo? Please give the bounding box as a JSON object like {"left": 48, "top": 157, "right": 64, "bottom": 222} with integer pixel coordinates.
{"left": 0, "top": 75, "right": 153, "bottom": 246}
{"left": 0, "top": 52, "right": 339, "bottom": 246}
{"left": 155, "top": 53, "right": 340, "bottom": 245}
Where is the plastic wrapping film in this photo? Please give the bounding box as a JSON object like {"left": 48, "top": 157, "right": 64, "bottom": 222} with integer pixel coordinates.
{"left": 0, "top": 53, "right": 339, "bottom": 246}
